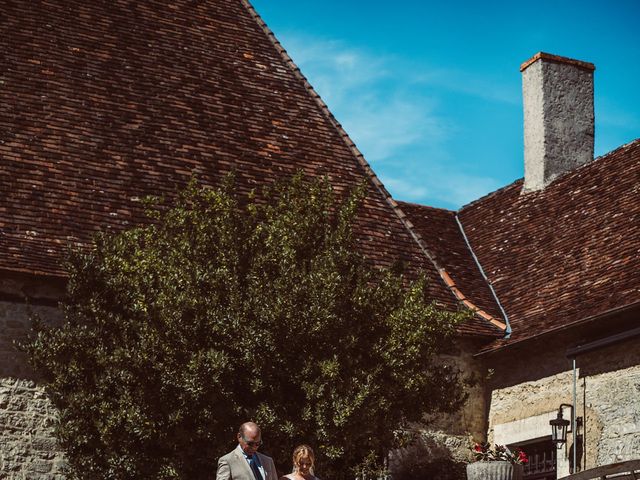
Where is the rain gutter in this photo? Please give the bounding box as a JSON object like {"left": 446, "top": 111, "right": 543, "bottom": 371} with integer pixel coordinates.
{"left": 454, "top": 214, "right": 512, "bottom": 338}
{"left": 474, "top": 300, "right": 640, "bottom": 357}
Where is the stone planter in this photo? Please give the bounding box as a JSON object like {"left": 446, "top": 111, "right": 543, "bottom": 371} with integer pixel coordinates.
{"left": 466, "top": 461, "right": 524, "bottom": 480}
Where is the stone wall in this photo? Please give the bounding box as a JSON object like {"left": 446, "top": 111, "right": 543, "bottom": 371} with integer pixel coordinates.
{"left": 579, "top": 338, "right": 640, "bottom": 467}
{"left": 0, "top": 273, "right": 67, "bottom": 480}
{"left": 388, "top": 337, "right": 489, "bottom": 480}
{"left": 485, "top": 325, "right": 640, "bottom": 476}
{"left": 389, "top": 430, "right": 472, "bottom": 480}
{"left": 424, "top": 337, "right": 489, "bottom": 439}
{"left": 0, "top": 378, "right": 66, "bottom": 479}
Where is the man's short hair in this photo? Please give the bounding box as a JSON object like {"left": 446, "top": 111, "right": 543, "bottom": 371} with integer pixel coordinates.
{"left": 239, "top": 421, "right": 261, "bottom": 437}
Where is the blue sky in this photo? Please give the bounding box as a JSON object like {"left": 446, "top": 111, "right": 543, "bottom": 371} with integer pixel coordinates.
{"left": 251, "top": 0, "right": 640, "bottom": 209}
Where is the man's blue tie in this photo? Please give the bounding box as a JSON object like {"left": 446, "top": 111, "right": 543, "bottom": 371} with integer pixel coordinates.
{"left": 248, "top": 455, "right": 263, "bottom": 480}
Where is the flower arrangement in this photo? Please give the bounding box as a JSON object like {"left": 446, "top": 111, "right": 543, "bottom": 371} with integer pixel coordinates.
{"left": 472, "top": 442, "right": 528, "bottom": 465}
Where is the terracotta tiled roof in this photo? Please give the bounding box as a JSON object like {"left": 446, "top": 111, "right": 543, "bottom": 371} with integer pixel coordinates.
{"left": 458, "top": 139, "right": 640, "bottom": 352}
{"left": 398, "top": 202, "right": 506, "bottom": 338}
{"left": 0, "top": 0, "right": 464, "bottom": 311}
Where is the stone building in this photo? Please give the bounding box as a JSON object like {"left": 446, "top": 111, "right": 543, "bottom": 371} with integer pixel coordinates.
{"left": 402, "top": 54, "right": 640, "bottom": 478}
{"left": 0, "top": 1, "right": 638, "bottom": 479}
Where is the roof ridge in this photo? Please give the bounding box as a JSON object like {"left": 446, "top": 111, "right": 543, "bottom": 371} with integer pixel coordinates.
{"left": 591, "top": 137, "right": 640, "bottom": 163}
{"left": 459, "top": 178, "right": 524, "bottom": 211}
{"left": 543, "top": 136, "right": 640, "bottom": 184}
{"left": 240, "top": 0, "right": 459, "bottom": 302}
{"left": 460, "top": 137, "right": 640, "bottom": 212}
{"left": 397, "top": 200, "right": 455, "bottom": 214}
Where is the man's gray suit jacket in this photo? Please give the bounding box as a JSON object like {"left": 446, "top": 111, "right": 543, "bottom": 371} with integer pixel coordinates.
{"left": 216, "top": 445, "right": 278, "bottom": 480}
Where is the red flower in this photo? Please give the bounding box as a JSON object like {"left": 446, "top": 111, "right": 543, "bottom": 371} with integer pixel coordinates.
{"left": 518, "top": 451, "right": 529, "bottom": 464}
{"left": 474, "top": 444, "right": 483, "bottom": 452}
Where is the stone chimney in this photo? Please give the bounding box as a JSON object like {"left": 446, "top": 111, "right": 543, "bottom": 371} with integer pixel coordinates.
{"left": 521, "top": 52, "right": 595, "bottom": 192}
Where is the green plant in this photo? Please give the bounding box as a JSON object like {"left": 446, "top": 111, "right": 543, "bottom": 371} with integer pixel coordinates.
{"left": 26, "top": 173, "right": 468, "bottom": 480}
{"left": 472, "top": 443, "right": 528, "bottom": 465}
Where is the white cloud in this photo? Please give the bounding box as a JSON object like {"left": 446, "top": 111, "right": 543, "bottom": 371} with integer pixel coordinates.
{"left": 280, "top": 36, "right": 389, "bottom": 107}
{"left": 436, "top": 173, "right": 503, "bottom": 207}
{"left": 411, "top": 67, "right": 521, "bottom": 106}
{"left": 334, "top": 52, "right": 358, "bottom": 68}
{"left": 340, "top": 96, "right": 450, "bottom": 163}
{"left": 282, "top": 34, "right": 449, "bottom": 162}
{"left": 384, "top": 178, "right": 429, "bottom": 201}
{"left": 385, "top": 172, "right": 501, "bottom": 208}
{"left": 279, "top": 32, "right": 505, "bottom": 208}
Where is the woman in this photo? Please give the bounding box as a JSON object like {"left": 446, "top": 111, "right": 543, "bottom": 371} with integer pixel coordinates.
{"left": 280, "top": 444, "right": 320, "bottom": 480}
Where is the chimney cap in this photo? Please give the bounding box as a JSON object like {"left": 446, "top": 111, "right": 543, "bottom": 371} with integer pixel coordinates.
{"left": 520, "top": 52, "right": 595, "bottom": 73}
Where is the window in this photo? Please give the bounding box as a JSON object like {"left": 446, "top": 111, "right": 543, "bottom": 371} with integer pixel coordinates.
{"left": 510, "top": 439, "right": 556, "bottom": 480}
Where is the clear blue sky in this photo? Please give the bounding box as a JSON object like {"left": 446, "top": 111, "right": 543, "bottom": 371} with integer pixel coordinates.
{"left": 250, "top": 0, "right": 640, "bottom": 209}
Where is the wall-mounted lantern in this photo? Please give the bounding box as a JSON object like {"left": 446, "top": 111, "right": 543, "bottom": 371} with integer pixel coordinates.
{"left": 549, "top": 406, "right": 571, "bottom": 448}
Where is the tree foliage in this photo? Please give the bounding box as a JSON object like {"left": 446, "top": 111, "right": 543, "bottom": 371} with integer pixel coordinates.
{"left": 26, "top": 173, "right": 468, "bottom": 480}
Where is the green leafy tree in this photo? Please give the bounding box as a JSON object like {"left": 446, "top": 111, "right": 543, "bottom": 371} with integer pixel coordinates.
{"left": 26, "top": 173, "right": 468, "bottom": 480}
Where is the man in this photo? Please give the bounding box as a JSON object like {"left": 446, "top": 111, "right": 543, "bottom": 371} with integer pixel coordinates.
{"left": 216, "top": 422, "right": 279, "bottom": 480}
